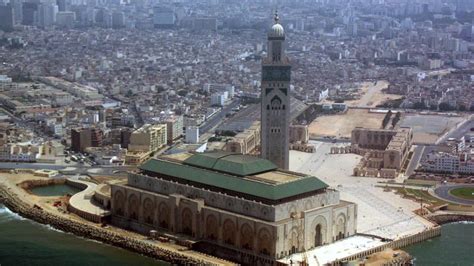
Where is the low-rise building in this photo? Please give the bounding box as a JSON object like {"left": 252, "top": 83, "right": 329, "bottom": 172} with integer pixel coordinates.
{"left": 422, "top": 151, "right": 474, "bottom": 175}
{"left": 349, "top": 127, "right": 413, "bottom": 178}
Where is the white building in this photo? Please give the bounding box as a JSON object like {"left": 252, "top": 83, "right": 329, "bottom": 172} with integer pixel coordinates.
{"left": 185, "top": 126, "right": 199, "bottom": 144}
{"left": 211, "top": 93, "right": 225, "bottom": 106}
{"left": 422, "top": 151, "right": 474, "bottom": 174}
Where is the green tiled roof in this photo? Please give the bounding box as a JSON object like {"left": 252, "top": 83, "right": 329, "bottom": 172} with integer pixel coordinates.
{"left": 183, "top": 152, "right": 277, "bottom": 176}
{"left": 139, "top": 157, "right": 329, "bottom": 201}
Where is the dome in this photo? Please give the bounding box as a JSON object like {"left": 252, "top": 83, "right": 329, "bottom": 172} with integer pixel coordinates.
{"left": 269, "top": 23, "right": 285, "bottom": 38}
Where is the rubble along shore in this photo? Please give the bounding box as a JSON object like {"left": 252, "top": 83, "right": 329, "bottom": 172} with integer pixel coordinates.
{"left": 429, "top": 214, "right": 474, "bottom": 225}
{"left": 0, "top": 184, "right": 218, "bottom": 265}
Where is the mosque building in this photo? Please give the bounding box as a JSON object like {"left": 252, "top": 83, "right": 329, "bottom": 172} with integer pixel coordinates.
{"left": 110, "top": 12, "right": 358, "bottom": 265}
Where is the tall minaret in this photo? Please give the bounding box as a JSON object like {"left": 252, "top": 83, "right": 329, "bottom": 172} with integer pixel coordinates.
{"left": 261, "top": 11, "right": 291, "bottom": 169}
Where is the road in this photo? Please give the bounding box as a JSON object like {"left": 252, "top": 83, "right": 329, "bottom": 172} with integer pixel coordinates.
{"left": 199, "top": 98, "right": 240, "bottom": 134}
{"left": 433, "top": 184, "right": 474, "bottom": 206}
{"left": 437, "top": 115, "right": 474, "bottom": 144}
{"left": 0, "top": 162, "right": 133, "bottom": 177}
{"left": 405, "top": 145, "right": 425, "bottom": 177}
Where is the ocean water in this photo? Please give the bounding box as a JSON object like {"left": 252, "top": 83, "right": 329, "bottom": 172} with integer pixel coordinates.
{"left": 1, "top": 203, "right": 472, "bottom": 266}
{"left": 404, "top": 222, "right": 474, "bottom": 266}
{"left": 0, "top": 204, "right": 167, "bottom": 266}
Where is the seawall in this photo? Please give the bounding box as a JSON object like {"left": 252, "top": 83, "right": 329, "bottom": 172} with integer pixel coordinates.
{"left": 428, "top": 214, "right": 474, "bottom": 225}
{"left": 0, "top": 184, "right": 224, "bottom": 265}
{"left": 328, "top": 227, "right": 442, "bottom": 265}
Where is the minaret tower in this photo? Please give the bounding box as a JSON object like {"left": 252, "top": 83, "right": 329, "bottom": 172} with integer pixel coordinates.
{"left": 261, "top": 11, "right": 291, "bottom": 169}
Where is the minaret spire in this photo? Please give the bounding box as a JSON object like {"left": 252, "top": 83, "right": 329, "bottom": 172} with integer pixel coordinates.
{"left": 261, "top": 11, "right": 291, "bottom": 169}
{"left": 274, "top": 9, "right": 280, "bottom": 24}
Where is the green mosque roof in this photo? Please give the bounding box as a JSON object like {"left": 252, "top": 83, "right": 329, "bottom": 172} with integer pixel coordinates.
{"left": 138, "top": 152, "right": 328, "bottom": 201}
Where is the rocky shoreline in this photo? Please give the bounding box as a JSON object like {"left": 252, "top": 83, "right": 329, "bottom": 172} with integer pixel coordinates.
{"left": 0, "top": 184, "right": 222, "bottom": 265}
{"left": 429, "top": 214, "right": 474, "bottom": 225}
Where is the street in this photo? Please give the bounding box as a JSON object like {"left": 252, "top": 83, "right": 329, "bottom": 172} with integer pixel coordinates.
{"left": 199, "top": 98, "right": 240, "bottom": 134}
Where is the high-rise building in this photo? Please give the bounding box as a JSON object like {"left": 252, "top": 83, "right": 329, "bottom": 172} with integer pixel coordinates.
{"left": 22, "top": 2, "right": 39, "bottom": 26}
{"left": 71, "top": 127, "right": 103, "bottom": 153}
{"left": 11, "top": 0, "right": 22, "bottom": 25}
{"left": 0, "top": 3, "right": 15, "bottom": 32}
{"left": 38, "top": 2, "right": 58, "bottom": 28}
{"left": 56, "top": 0, "right": 68, "bottom": 12}
{"left": 185, "top": 126, "right": 199, "bottom": 144}
{"left": 128, "top": 124, "right": 167, "bottom": 153}
{"left": 153, "top": 6, "right": 175, "bottom": 28}
{"left": 111, "top": 10, "right": 124, "bottom": 28}
{"left": 56, "top": 11, "right": 75, "bottom": 28}
{"left": 260, "top": 12, "right": 291, "bottom": 170}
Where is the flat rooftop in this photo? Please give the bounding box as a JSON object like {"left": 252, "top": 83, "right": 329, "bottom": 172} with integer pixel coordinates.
{"left": 278, "top": 235, "right": 385, "bottom": 265}
{"left": 252, "top": 170, "right": 301, "bottom": 185}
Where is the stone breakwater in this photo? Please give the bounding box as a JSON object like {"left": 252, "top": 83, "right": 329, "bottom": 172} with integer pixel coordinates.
{"left": 0, "top": 185, "right": 222, "bottom": 266}
{"left": 429, "top": 214, "right": 474, "bottom": 225}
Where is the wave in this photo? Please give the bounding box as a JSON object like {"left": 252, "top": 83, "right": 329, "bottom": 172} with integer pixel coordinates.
{"left": 40, "top": 223, "right": 66, "bottom": 233}
{"left": 452, "top": 221, "right": 474, "bottom": 225}
{"left": 0, "top": 206, "right": 26, "bottom": 221}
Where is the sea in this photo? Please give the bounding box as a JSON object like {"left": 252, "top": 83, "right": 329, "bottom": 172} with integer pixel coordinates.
{"left": 0, "top": 203, "right": 472, "bottom": 266}
{"left": 0, "top": 204, "right": 168, "bottom": 266}
{"left": 404, "top": 222, "right": 474, "bottom": 266}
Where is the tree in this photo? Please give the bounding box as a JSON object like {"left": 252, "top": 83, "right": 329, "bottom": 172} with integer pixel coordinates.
{"left": 219, "top": 130, "right": 237, "bottom": 137}
{"left": 438, "top": 102, "right": 455, "bottom": 111}
{"left": 177, "top": 90, "right": 188, "bottom": 97}
{"left": 156, "top": 86, "right": 165, "bottom": 93}
{"left": 413, "top": 102, "right": 426, "bottom": 110}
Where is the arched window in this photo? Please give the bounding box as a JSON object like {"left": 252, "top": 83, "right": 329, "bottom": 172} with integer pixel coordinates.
{"left": 128, "top": 194, "right": 139, "bottom": 220}
{"left": 206, "top": 215, "right": 218, "bottom": 241}
{"left": 240, "top": 224, "right": 254, "bottom": 250}
{"left": 181, "top": 208, "right": 193, "bottom": 236}
{"left": 223, "top": 220, "right": 236, "bottom": 245}
{"left": 315, "top": 224, "right": 322, "bottom": 247}
{"left": 113, "top": 191, "right": 124, "bottom": 216}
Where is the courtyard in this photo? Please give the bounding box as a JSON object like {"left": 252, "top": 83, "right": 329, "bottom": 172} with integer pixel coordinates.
{"left": 289, "top": 141, "right": 433, "bottom": 239}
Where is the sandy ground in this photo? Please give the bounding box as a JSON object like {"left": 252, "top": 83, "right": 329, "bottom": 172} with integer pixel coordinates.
{"left": 309, "top": 109, "right": 386, "bottom": 138}
{"left": 290, "top": 141, "right": 433, "bottom": 239}
{"left": 344, "top": 81, "right": 402, "bottom": 108}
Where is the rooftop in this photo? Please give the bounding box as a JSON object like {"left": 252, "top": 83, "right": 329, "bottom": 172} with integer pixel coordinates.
{"left": 183, "top": 151, "right": 277, "bottom": 176}
{"left": 138, "top": 152, "right": 329, "bottom": 202}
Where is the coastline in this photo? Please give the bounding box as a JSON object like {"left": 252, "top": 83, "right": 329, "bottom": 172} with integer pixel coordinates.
{"left": 1, "top": 173, "right": 472, "bottom": 266}
{"left": 428, "top": 214, "right": 474, "bottom": 225}
{"left": 0, "top": 183, "right": 230, "bottom": 266}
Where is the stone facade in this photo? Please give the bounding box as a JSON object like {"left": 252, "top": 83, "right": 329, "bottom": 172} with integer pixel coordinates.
{"left": 349, "top": 127, "right": 413, "bottom": 178}
{"left": 111, "top": 169, "right": 357, "bottom": 265}
{"left": 261, "top": 14, "right": 291, "bottom": 170}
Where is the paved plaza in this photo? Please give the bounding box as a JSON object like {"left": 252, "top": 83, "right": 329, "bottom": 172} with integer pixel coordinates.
{"left": 290, "top": 141, "right": 433, "bottom": 239}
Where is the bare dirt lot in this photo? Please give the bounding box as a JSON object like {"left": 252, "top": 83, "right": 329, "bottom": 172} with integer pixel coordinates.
{"left": 400, "top": 114, "right": 466, "bottom": 144}
{"left": 345, "top": 81, "right": 403, "bottom": 108}
{"left": 309, "top": 109, "right": 386, "bottom": 138}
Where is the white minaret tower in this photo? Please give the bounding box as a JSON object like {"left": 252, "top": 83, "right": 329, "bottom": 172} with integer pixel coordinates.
{"left": 261, "top": 11, "right": 291, "bottom": 170}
